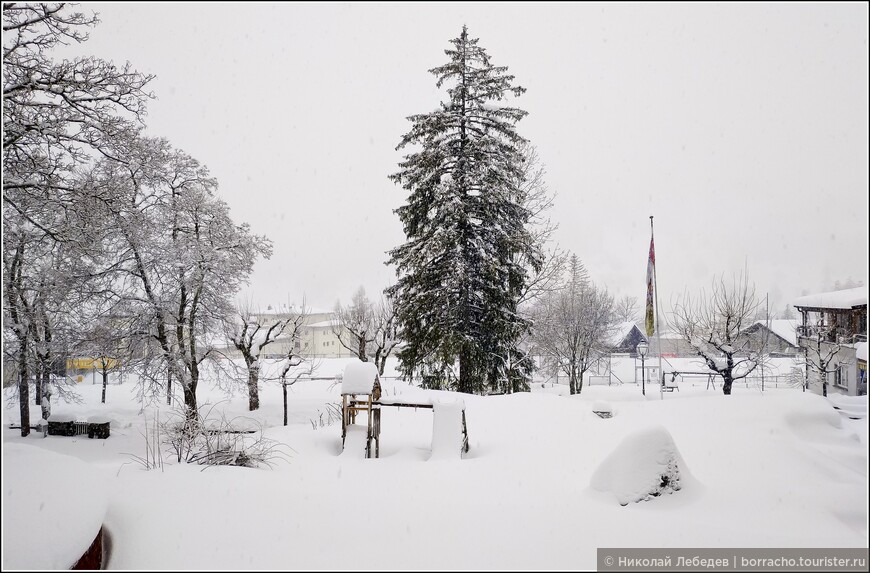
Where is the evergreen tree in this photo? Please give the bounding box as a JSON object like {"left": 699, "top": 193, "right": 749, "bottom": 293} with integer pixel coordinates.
{"left": 388, "top": 26, "right": 541, "bottom": 394}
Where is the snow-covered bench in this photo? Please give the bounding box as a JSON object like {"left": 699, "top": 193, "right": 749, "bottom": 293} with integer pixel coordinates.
{"left": 661, "top": 374, "right": 680, "bottom": 392}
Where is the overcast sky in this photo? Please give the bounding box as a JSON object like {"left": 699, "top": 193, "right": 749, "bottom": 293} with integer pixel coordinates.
{"left": 70, "top": 2, "right": 868, "bottom": 315}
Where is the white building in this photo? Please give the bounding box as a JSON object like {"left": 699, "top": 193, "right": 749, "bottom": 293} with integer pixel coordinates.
{"left": 221, "top": 305, "right": 356, "bottom": 359}
{"left": 793, "top": 287, "right": 868, "bottom": 397}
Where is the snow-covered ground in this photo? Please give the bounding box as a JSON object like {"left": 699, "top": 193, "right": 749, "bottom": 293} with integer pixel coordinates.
{"left": 3, "top": 358, "right": 868, "bottom": 569}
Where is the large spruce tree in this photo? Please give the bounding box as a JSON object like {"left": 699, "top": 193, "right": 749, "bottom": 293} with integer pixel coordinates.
{"left": 388, "top": 26, "right": 541, "bottom": 394}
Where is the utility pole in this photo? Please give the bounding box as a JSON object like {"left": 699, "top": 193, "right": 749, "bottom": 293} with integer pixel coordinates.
{"left": 762, "top": 292, "right": 768, "bottom": 392}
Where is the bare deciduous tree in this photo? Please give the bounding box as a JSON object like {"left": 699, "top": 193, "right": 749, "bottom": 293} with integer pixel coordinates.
{"left": 3, "top": 3, "right": 153, "bottom": 435}
{"left": 513, "top": 142, "right": 566, "bottom": 307}
{"left": 226, "top": 300, "right": 294, "bottom": 411}
{"left": 267, "top": 304, "right": 321, "bottom": 427}
{"left": 88, "top": 134, "right": 272, "bottom": 421}
{"left": 671, "top": 272, "right": 762, "bottom": 395}
{"left": 801, "top": 321, "right": 845, "bottom": 397}
{"left": 333, "top": 287, "right": 401, "bottom": 376}
{"left": 80, "top": 307, "right": 135, "bottom": 405}
{"left": 371, "top": 294, "right": 399, "bottom": 376}
{"left": 333, "top": 287, "right": 375, "bottom": 361}
{"left": 532, "top": 255, "right": 616, "bottom": 395}
{"left": 614, "top": 295, "right": 641, "bottom": 324}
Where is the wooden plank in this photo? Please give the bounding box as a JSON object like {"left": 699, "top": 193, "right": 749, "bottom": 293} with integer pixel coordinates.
{"left": 371, "top": 401, "right": 470, "bottom": 411}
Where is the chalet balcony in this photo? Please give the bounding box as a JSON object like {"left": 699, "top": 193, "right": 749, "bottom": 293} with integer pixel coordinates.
{"left": 796, "top": 325, "right": 867, "bottom": 345}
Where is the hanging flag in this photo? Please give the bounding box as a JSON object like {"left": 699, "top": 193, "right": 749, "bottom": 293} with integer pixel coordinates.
{"left": 645, "top": 235, "right": 655, "bottom": 337}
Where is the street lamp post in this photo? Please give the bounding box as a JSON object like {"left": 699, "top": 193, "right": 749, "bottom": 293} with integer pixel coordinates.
{"left": 637, "top": 341, "right": 649, "bottom": 396}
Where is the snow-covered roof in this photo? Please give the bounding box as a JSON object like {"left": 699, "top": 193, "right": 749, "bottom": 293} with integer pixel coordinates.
{"left": 857, "top": 342, "right": 867, "bottom": 362}
{"left": 341, "top": 361, "right": 379, "bottom": 394}
{"left": 609, "top": 321, "right": 642, "bottom": 347}
{"left": 792, "top": 287, "right": 867, "bottom": 310}
{"left": 309, "top": 319, "right": 340, "bottom": 329}
{"left": 256, "top": 305, "right": 335, "bottom": 317}
{"left": 753, "top": 319, "right": 798, "bottom": 347}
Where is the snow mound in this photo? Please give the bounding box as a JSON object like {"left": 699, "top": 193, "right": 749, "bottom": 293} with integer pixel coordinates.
{"left": 341, "top": 361, "right": 379, "bottom": 395}
{"left": 3, "top": 444, "right": 108, "bottom": 570}
{"left": 430, "top": 399, "right": 465, "bottom": 461}
{"left": 591, "top": 425, "right": 692, "bottom": 506}
{"left": 827, "top": 394, "right": 867, "bottom": 420}
{"left": 783, "top": 404, "right": 844, "bottom": 442}
{"left": 592, "top": 401, "right": 613, "bottom": 416}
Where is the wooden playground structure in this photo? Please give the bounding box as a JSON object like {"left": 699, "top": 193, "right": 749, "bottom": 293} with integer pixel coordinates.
{"left": 339, "top": 362, "right": 469, "bottom": 459}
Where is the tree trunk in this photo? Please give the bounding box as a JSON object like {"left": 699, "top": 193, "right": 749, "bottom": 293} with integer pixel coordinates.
{"left": 167, "top": 370, "right": 172, "bottom": 405}
{"left": 577, "top": 370, "right": 584, "bottom": 394}
{"left": 722, "top": 373, "right": 733, "bottom": 395}
{"left": 40, "top": 369, "right": 50, "bottom": 414}
{"left": 357, "top": 334, "right": 367, "bottom": 361}
{"left": 283, "top": 382, "right": 288, "bottom": 426}
{"left": 183, "top": 380, "right": 198, "bottom": 422}
{"left": 101, "top": 368, "right": 108, "bottom": 404}
{"left": 248, "top": 365, "right": 260, "bottom": 411}
{"left": 41, "top": 378, "right": 52, "bottom": 420}
{"left": 35, "top": 367, "right": 42, "bottom": 405}
{"left": 18, "top": 346, "right": 30, "bottom": 437}
{"left": 459, "top": 349, "right": 473, "bottom": 394}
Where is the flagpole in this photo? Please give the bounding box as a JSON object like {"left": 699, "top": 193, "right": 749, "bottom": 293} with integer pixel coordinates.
{"left": 651, "top": 216, "right": 664, "bottom": 400}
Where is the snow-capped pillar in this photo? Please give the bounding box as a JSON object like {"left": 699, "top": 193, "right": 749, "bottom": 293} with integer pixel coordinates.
{"left": 430, "top": 399, "right": 465, "bottom": 460}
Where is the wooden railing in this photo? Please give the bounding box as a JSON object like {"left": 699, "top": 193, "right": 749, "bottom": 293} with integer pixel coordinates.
{"left": 796, "top": 326, "right": 866, "bottom": 344}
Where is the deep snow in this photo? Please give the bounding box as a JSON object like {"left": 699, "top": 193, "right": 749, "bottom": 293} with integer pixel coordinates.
{"left": 2, "top": 358, "right": 867, "bottom": 569}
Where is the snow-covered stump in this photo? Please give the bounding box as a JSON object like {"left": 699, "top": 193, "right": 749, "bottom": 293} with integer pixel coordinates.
{"left": 430, "top": 399, "right": 465, "bottom": 461}
{"left": 591, "top": 425, "right": 693, "bottom": 506}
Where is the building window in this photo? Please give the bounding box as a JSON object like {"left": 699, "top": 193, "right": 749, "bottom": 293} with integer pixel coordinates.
{"left": 835, "top": 366, "right": 849, "bottom": 389}
{"left": 858, "top": 364, "right": 867, "bottom": 396}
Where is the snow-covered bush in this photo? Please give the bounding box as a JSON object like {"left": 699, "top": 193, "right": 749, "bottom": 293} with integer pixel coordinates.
{"left": 590, "top": 425, "right": 693, "bottom": 505}
{"left": 130, "top": 403, "right": 291, "bottom": 469}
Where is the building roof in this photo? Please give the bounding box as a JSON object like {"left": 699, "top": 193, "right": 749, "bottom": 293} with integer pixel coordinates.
{"left": 792, "top": 287, "right": 867, "bottom": 310}
{"left": 308, "top": 319, "right": 340, "bottom": 329}
{"left": 609, "top": 321, "right": 643, "bottom": 347}
{"left": 341, "top": 361, "right": 379, "bottom": 394}
{"left": 258, "top": 304, "right": 335, "bottom": 317}
{"left": 752, "top": 319, "right": 798, "bottom": 347}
